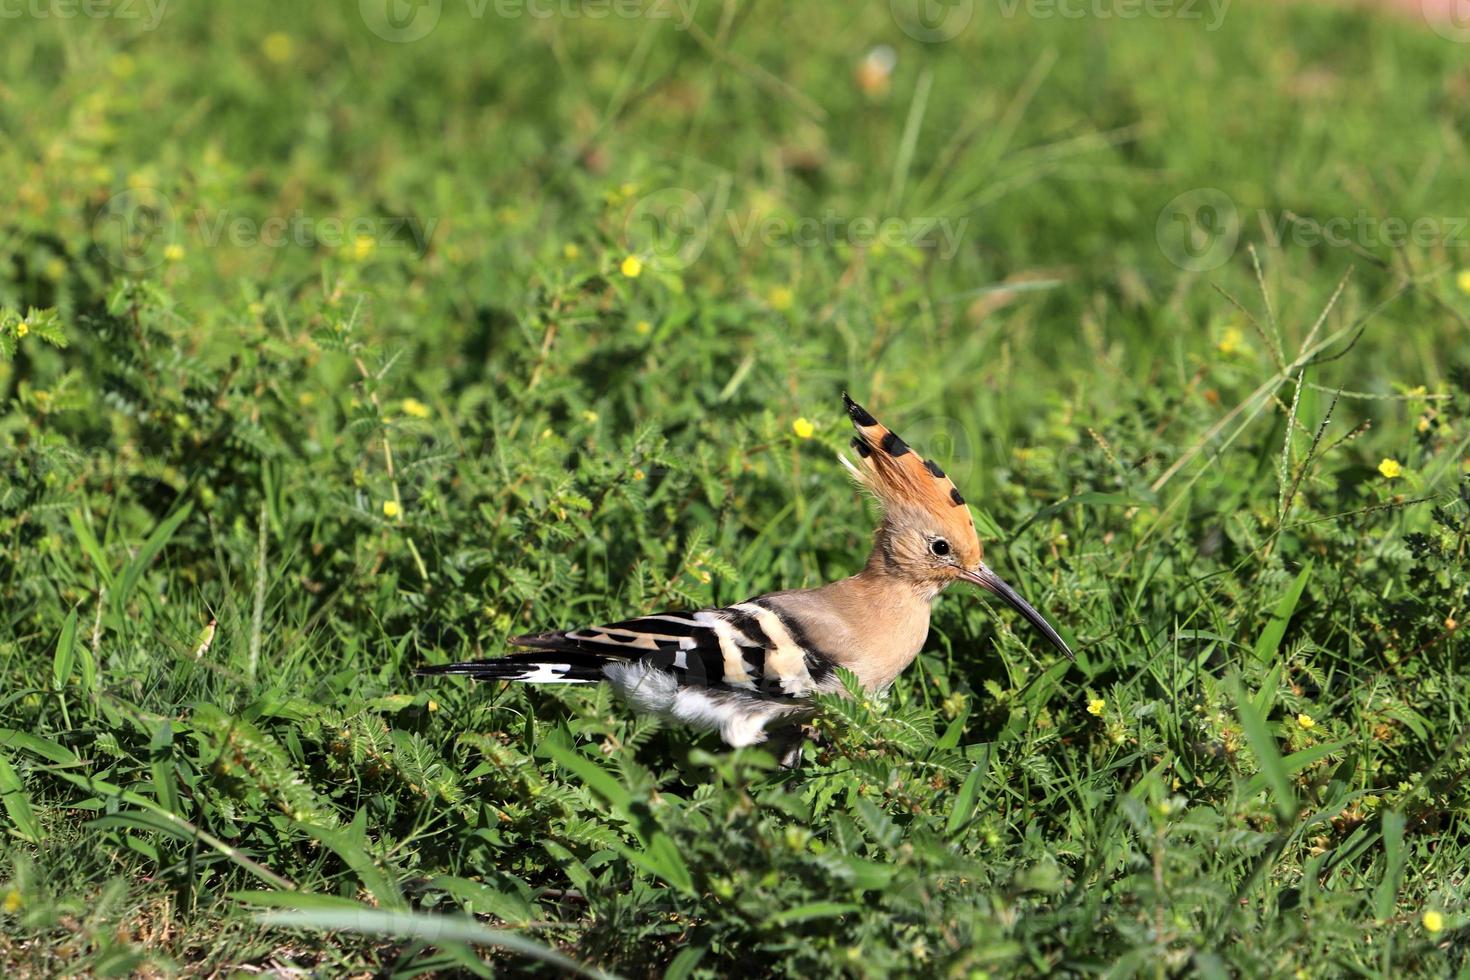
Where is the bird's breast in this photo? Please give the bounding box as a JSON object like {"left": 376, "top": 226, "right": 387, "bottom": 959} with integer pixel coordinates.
{"left": 768, "top": 576, "right": 934, "bottom": 693}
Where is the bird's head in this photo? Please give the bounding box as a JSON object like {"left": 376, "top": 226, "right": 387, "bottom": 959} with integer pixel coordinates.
{"left": 841, "top": 393, "right": 1073, "bottom": 660}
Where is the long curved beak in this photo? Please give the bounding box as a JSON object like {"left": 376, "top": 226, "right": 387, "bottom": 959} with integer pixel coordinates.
{"left": 959, "top": 564, "right": 1074, "bottom": 660}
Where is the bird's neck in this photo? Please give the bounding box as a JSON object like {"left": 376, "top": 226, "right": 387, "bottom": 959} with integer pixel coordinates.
{"left": 862, "top": 522, "right": 947, "bottom": 602}
{"left": 814, "top": 566, "right": 936, "bottom": 690}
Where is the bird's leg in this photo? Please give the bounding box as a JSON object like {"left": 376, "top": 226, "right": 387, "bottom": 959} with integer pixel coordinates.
{"left": 766, "top": 726, "right": 808, "bottom": 770}
{"left": 769, "top": 722, "right": 828, "bottom": 769}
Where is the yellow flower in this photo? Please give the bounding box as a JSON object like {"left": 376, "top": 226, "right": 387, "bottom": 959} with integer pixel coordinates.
{"left": 633, "top": 469, "right": 646, "bottom": 482}
{"left": 2, "top": 889, "right": 20, "bottom": 913}
{"left": 1296, "top": 713, "right": 1316, "bottom": 730}
{"left": 1087, "top": 698, "right": 1105, "bottom": 717}
{"left": 563, "top": 243, "right": 580, "bottom": 260}
{"left": 400, "top": 397, "right": 431, "bottom": 419}
{"left": 109, "top": 53, "right": 136, "bottom": 79}
{"left": 768, "top": 286, "right": 794, "bottom": 311}
{"left": 427, "top": 699, "right": 439, "bottom": 713}
{"left": 14, "top": 322, "right": 28, "bottom": 339}
{"left": 1417, "top": 416, "right": 1431, "bottom": 433}
{"left": 262, "top": 33, "right": 294, "bottom": 64}
{"left": 792, "top": 417, "right": 815, "bottom": 439}
{"left": 348, "top": 235, "right": 376, "bottom": 262}
{"left": 634, "top": 319, "right": 652, "bottom": 336}
{"left": 582, "top": 410, "right": 599, "bottom": 423}
{"left": 620, "top": 255, "right": 643, "bottom": 278}
{"left": 382, "top": 500, "right": 401, "bottom": 519}
{"left": 163, "top": 243, "right": 185, "bottom": 263}
{"left": 1216, "top": 326, "right": 1247, "bottom": 356}
{"left": 1456, "top": 269, "right": 1470, "bottom": 295}
{"left": 1423, "top": 910, "right": 1444, "bottom": 934}
{"left": 1378, "top": 458, "right": 1403, "bottom": 480}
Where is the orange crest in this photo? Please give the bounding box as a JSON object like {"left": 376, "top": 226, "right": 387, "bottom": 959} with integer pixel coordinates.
{"left": 841, "top": 393, "right": 982, "bottom": 566}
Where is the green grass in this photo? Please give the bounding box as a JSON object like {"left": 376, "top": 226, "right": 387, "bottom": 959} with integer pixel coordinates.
{"left": 2, "top": 0, "right": 1469, "bottom": 975}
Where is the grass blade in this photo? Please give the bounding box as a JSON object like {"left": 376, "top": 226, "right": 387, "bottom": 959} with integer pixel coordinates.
{"left": 255, "top": 906, "right": 623, "bottom": 980}
{"left": 0, "top": 751, "right": 42, "bottom": 843}
{"left": 616, "top": 832, "right": 695, "bottom": 897}
{"left": 664, "top": 945, "right": 707, "bottom": 980}
{"left": 67, "top": 509, "right": 114, "bottom": 588}
{"left": 295, "top": 819, "right": 404, "bottom": 909}
{"left": 51, "top": 608, "right": 78, "bottom": 695}
{"left": 233, "top": 890, "right": 379, "bottom": 912}
{"left": 540, "top": 734, "right": 632, "bottom": 810}
{"left": 1254, "top": 560, "right": 1312, "bottom": 662}
{"left": 1373, "top": 810, "right": 1406, "bottom": 922}
{"left": 1232, "top": 675, "right": 1297, "bottom": 823}
{"left": 1243, "top": 740, "right": 1347, "bottom": 798}
{"left": 46, "top": 770, "right": 295, "bottom": 890}
{"left": 0, "top": 730, "right": 80, "bottom": 766}
{"left": 947, "top": 761, "right": 987, "bottom": 837}
{"left": 114, "top": 502, "right": 194, "bottom": 610}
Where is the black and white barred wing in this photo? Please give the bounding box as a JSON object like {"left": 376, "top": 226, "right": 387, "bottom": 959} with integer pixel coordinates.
{"left": 417, "top": 598, "right": 838, "bottom": 747}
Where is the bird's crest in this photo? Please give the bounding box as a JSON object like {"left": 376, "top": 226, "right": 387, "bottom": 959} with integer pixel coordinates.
{"left": 840, "top": 393, "right": 980, "bottom": 558}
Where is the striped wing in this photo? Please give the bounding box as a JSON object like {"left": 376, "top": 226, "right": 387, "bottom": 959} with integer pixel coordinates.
{"left": 420, "top": 597, "right": 836, "bottom": 699}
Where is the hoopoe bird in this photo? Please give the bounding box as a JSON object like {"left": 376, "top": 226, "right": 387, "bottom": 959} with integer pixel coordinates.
{"left": 420, "top": 394, "right": 1073, "bottom": 762}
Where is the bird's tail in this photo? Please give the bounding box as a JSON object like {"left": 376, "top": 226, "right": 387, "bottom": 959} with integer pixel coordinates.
{"left": 416, "top": 651, "right": 611, "bottom": 684}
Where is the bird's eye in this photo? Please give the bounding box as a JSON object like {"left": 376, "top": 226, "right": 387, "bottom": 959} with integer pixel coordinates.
{"left": 929, "top": 538, "right": 951, "bottom": 558}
